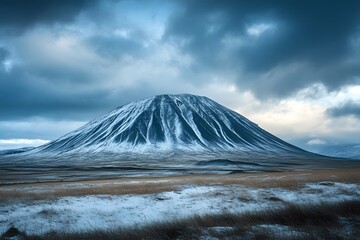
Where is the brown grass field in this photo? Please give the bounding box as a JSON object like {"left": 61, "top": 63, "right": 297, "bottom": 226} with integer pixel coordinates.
{"left": 1, "top": 167, "right": 360, "bottom": 203}
{"left": 1, "top": 167, "right": 360, "bottom": 239}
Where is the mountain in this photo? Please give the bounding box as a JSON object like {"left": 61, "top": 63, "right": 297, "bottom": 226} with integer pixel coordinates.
{"left": 2, "top": 94, "right": 349, "bottom": 183}
{"left": 31, "top": 94, "right": 306, "bottom": 156}
{"left": 318, "top": 144, "right": 360, "bottom": 159}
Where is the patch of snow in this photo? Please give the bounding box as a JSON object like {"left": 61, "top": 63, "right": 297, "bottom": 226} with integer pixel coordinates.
{"left": 1, "top": 182, "right": 359, "bottom": 235}
{"left": 252, "top": 224, "right": 306, "bottom": 238}
{"left": 207, "top": 226, "right": 236, "bottom": 234}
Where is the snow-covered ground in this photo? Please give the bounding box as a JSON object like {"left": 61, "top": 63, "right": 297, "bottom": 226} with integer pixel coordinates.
{"left": 1, "top": 181, "right": 359, "bottom": 235}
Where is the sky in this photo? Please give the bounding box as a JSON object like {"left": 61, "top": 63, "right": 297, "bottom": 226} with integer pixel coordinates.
{"left": 0, "top": 0, "right": 360, "bottom": 152}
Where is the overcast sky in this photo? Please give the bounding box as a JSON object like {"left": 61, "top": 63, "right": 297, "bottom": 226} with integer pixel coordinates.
{"left": 0, "top": 0, "right": 360, "bottom": 152}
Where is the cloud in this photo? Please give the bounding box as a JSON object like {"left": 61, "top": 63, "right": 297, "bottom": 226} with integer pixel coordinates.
{"left": 0, "top": 24, "right": 196, "bottom": 120}
{"left": 0, "top": 139, "right": 49, "bottom": 150}
{"left": 327, "top": 101, "right": 360, "bottom": 118}
{"left": 87, "top": 34, "right": 144, "bottom": 59}
{"left": 244, "top": 83, "right": 360, "bottom": 149}
{"left": 246, "top": 23, "right": 275, "bottom": 37}
{"left": 165, "top": 0, "right": 360, "bottom": 97}
{"left": 0, "top": 47, "right": 9, "bottom": 61}
{"left": 0, "top": 47, "right": 11, "bottom": 72}
{"left": 1, "top": 0, "right": 359, "bottom": 121}
{"left": 307, "top": 139, "right": 327, "bottom": 145}
{"left": 0, "top": 0, "right": 101, "bottom": 34}
{"left": 0, "top": 119, "right": 86, "bottom": 140}
{"left": 0, "top": 139, "right": 49, "bottom": 145}
{"left": 0, "top": 64, "right": 112, "bottom": 120}
{"left": 0, "top": 0, "right": 359, "bottom": 150}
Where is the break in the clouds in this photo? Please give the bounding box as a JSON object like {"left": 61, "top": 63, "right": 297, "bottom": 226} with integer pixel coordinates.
{"left": 0, "top": 0, "right": 360, "bottom": 151}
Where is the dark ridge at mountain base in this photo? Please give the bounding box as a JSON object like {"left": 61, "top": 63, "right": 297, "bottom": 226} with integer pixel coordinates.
{"left": 0, "top": 152, "right": 355, "bottom": 185}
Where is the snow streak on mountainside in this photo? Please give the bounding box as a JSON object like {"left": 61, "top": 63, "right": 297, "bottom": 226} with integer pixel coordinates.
{"left": 33, "top": 94, "right": 306, "bottom": 155}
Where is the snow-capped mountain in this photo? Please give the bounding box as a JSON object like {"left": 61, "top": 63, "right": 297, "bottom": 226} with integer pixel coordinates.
{"left": 32, "top": 94, "right": 307, "bottom": 156}
{"left": 319, "top": 144, "right": 360, "bottom": 159}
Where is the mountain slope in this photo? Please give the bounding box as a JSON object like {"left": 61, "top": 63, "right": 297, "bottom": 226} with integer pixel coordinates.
{"left": 32, "top": 94, "right": 306, "bottom": 156}
{"left": 319, "top": 144, "right": 360, "bottom": 159}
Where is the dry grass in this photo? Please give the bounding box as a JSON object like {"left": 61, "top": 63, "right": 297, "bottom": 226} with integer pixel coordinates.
{"left": 2, "top": 200, "right": 360, "bottom": 240}
{"left": 0, "top": 181, "right": 177, "bottom": 203}
{"left": 1, "top": 167, "right": 359, "bottom": 239}
{"left": 1, "top": 167, "right": 359, "bottom": 203}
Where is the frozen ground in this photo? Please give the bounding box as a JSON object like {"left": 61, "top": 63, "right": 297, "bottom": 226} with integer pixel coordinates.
{"left": 1, "top": 181, "right": 359, "bottom": 235}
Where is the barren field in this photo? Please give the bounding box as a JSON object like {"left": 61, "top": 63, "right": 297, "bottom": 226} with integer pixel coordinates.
{"left": 1, "top": 167, "right": 360, "bottom": 239}
{"left": 1, "top": 167, "right": 360, "bottom": 202}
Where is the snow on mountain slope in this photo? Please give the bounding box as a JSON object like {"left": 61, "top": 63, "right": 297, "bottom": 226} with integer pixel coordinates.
{"left": 31, "top": 94, "right": 307, "bottom": 155}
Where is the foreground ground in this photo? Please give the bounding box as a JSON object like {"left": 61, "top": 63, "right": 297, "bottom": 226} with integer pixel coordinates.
{"left": 1, "top": 167, "right": 360, "bottom": 239}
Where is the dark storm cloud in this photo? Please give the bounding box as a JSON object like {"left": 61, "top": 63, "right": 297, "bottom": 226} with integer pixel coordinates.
{"left": 0, "top": 47, "right": 9, "bottom": 61}
{"left": 0, "top": 47, "right": 10, "bottom": 72}
{"left": 1, "top": 0, "right": 360, "bottom": 122}
{"left": 326, "top": 101, "right": 360, "bottom": 119}
{"left": 0, "top": 0, "right": 101, "bottom": 34}
{"left": 166, "top": 0, "right": 360, "bottom": 97}
{"left": 0, "top": 65, "right": 107, "bottom": 120}
{"left": 0, "top": 62, "right": 166, "bottom": 121}
{"left": 0, "top": 0, "right": 165, "bottom": 121}
{"left": 87, "top": 35, "right": 144, "bottom": 59}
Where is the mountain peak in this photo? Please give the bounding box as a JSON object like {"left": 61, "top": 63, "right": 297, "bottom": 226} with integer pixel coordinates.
{"left": 149, "top": 94, "right": 210, "bottom": 105}
{"left": 34, "top": 94, "right": 305, "bottom": 155}
{"left": 153, "top": 93, "right": 205, "bottom": 98}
